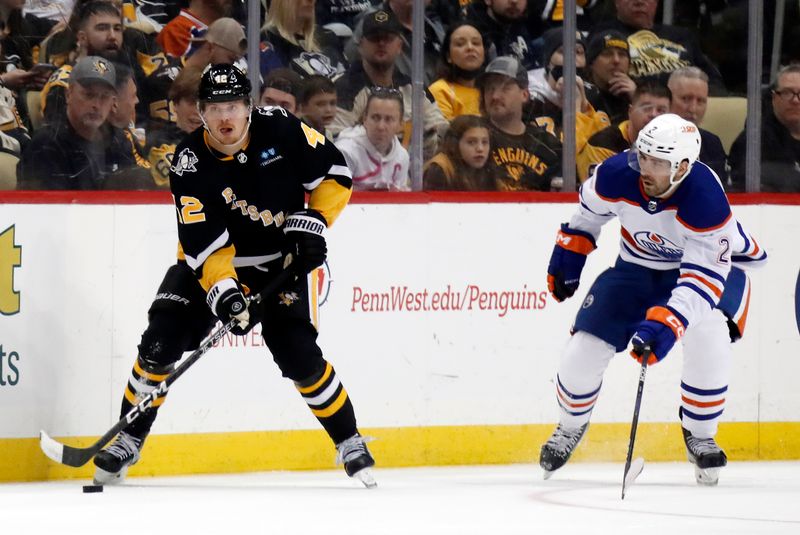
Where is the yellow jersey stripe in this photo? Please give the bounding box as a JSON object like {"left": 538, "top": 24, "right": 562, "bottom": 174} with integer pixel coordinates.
{"left": 310, "top": 388, "right": 348, "bottom": 418}
{"left": 296, "top": 362, "right": 332, "bottom": 394}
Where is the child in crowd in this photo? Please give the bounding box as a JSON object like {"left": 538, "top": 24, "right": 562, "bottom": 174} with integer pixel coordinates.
{"left": 298, "top": 75, "right": 337, "bottom": 139}
{"left": 423, "top": 115, "right": 494, "bottom": 191}
{"left": 335, "top": 87, "right": 410, "bottom": 191}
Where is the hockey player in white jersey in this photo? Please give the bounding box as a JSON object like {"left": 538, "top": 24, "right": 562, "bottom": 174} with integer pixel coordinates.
{"left": 540, "top": 113, "right": 766, "bottom": 485}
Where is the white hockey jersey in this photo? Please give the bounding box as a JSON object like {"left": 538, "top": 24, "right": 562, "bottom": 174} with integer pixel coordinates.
{"left": 571, "top": 151, "right": 766, "bottom": 330}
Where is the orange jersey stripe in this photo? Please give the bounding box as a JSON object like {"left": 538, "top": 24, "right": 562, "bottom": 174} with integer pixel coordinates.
{"left": 679, "top": 273, "right": 723, "bottom": 298}
{"left": 681, "top": 395, "right": 725, "bottom": 408}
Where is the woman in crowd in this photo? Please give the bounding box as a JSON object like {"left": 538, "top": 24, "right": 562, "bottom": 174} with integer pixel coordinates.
{"left": 428, "top": 21, "right": 488, "bottom": 121}
{"left": 335, "top": 87, "right": 410, "bottom": 191}
{"left": 260, "top": 0, "right": 346, "bottom": 80}
{"left": 423, "top": 114, "right": 494, "bottom": 191}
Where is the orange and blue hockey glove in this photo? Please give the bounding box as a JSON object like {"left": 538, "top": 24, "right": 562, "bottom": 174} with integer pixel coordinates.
{"left": 547, "top": 223, "right": 597, "bottom": 302}
{"left": 630, "top": 306, "right": 687, "bottom": 364}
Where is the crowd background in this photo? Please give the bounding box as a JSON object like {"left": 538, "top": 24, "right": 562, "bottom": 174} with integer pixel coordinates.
{"left": 1, "top": 0, "right": 798, "bottom": 193}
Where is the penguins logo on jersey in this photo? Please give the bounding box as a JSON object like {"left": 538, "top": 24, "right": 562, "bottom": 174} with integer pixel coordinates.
{"left": 633, "top": 231, "right": 682, "bottom": 259}
{"left": 279, "top": 291, "right": 300, "bottom": 307}
{"left": 171, "top": 148, "right": 199, "bottom": 176}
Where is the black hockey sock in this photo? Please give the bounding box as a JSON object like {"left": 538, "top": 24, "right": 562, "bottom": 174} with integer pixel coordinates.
{"left": 118, "top": 356, "right": 174, "bottom": 441}
{"left": 295, "top": 361, "right": 358, "bottom": 444}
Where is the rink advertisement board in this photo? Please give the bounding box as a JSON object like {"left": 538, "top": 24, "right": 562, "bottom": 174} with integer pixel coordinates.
{"left": 1, "top": 192, "right": 799, "bottom": 481}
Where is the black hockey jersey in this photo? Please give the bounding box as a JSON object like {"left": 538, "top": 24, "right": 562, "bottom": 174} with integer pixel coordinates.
{"left": 169, "top": 106, "right": 353, "bottom": 292}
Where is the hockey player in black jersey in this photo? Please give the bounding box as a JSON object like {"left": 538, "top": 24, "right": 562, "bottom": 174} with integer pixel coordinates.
{"left": 93, "top": 64, "right": 376, "bottom": 488}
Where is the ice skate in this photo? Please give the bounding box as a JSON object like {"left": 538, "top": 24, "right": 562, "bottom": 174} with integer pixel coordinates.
{"left": 336, "top": 434, "right": 376, "bottom": 488}
{"left": 539, "top": 423, "right": 589, "bottom": 479}
{"left": 682, "top": 427, "right": 727, "bottom": 486}
{"left": 92, "top": 431, "right": 143, "bottom": 485}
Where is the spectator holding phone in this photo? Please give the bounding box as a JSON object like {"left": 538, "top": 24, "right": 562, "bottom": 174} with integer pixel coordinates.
{"left": 0, "top": 0, "right": 55, "bottom": 91}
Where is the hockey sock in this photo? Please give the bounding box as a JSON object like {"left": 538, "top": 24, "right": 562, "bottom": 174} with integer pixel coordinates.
{"left": 118, "top": 356, "right": 175, "bottom": 440}
{"left": 295, "top": 361, "right": 357, "bottom": 444}
{"left": 679, "top": 383, "right": 727, "bottom": 438}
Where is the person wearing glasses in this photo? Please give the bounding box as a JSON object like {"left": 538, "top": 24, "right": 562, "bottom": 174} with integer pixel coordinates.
{"left": 729, "top": 64, "right": 800, "bottom": 193}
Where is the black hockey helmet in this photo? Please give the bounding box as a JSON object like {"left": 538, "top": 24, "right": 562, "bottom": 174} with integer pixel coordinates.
{"left": 199, "top": 63, "right": 251, "bottom": 103}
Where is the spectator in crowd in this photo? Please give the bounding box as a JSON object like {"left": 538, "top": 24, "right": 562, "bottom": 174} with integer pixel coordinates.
{"left": 157, "top": 0, "right": 230, "bottom": 57}
{"left": 592, "top": 0, "right": 726, "bottom": 94}
{"left": 464, "top": 0, "right": 537, "bottom": 70}
{"left": 0, "top": 0, "right": 55, "bottom": 76}
{"left": 40, "top": 0, "right": 164, "bottom": 71}
{"left": 103, "top": 61, "right": 153, "bottom": 187}
{"left": 185, "top": 17, "right": 246, "bottom": 68}
{"left": 298, "top": 74, "right": 338, "bottom": 137}
{"left": 41, "top": 1, "right": 125, "bottom": 125}
{"left": 585, "top": 29, "right": 635, "bottom": 124}
{"left": 729, "top": 64, "right": 800, "bottom": 193}
{"left": 260, "top": 0, "right": 346, "bottom": 80}
{"left": 40, "top": 1, "right": 172, "bottom": 131}
{"left": 335, "top": 87, "right": 410, "bottom": 191}
{"left": 347, "top": 0, "right": 446, "bottom": 86}
{"left": 479, "top": 56, "right": 562, "bottom": 191}
{"left": 668, "top": 66, "right": 728, "bottom": 182}
{"left": 332, "top": 9, "right": 447, "bottom": 159}
{"left": 528, "top": 0, "right": 601, "bottom": 34}
{"left": 576, "top": 81, "right": 670, "bottom": 181}
{"left": 0, "top": 42, "right": 30, "bottom": 151}
{"left": 528, "top": 28, "right": 610, "bottom": 155}
{"left": 0, "top": 0, "right": 55, "bottom": 90}
{"left": 146, "top": 66, "right": 203, "bottom": 188}
{"left": 428, "top": 21, "right": 487, "bottom": 121}
{"left": 17, "top": 57, "right": 142, "bottom": 189}
{"left": 259, "top": 68, "right": 302, "bottom": 113}
{"left": 424, "top": 114, "right": 495, "bottom": 191}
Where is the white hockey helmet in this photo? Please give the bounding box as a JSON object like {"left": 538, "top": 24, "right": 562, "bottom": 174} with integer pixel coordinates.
{"left": 633, "top": 113, "right": 702, "bottom": 185}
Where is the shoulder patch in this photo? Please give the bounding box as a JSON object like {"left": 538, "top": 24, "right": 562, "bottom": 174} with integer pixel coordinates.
{"left": 170, "top": 148, "right": 199, "bottom": 176}
{"left": 301, "top": 122, "right": 326, "bottom": 147}
{"left": 256, "top": 105, "right": 288, "bottom": 118}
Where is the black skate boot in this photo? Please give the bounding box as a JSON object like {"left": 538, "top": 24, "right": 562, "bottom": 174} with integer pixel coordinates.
{"left": 336, "top": 433, "right": 376, "bottom": 489}
{"left": 682, "top": 427, "right": 727, "bottom": 486}
{"left": 539, "top": 423, "right": 589, "bottom": 479}
{"left": 93, "top": 431, "right": 144, "bottom": 485}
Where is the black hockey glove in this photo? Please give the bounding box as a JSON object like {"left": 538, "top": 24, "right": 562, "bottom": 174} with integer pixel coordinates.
{"left": 206, "top": 278, "right": 252, "bottom": 335}
{"left": 283, "top": 209, "right": 327, "bottom": 275}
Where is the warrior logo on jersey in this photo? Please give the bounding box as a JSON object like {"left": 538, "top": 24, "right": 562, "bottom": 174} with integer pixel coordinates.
{"left": 633, "top": 231, "right": 682, "bottom": 260}
{"left": 171, "top": 148, "right": 199, "bottom": 176}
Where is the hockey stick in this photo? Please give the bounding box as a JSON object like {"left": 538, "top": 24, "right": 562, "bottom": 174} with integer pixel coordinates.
{"left": 40, "top": 267, "right": 296, "bottom": 468}
{"left": 621, "top": 346, "right": 651, "bottom": 500}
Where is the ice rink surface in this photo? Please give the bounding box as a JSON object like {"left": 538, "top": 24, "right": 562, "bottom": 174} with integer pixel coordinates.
{"left": 3, "top": 462, "right": 799, "bottom": 534}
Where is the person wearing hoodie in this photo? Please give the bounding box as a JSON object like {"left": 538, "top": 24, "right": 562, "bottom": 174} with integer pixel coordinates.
{"left": 335, "top": 87, "right": 410, "bottom": 191}
{"left": 527, "top": 28, "right": 610, "bottom": 157}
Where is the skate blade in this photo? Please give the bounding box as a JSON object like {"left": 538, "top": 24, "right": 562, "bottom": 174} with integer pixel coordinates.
{"left": 542, "top": 469, "right": 555, "bottom": 480}
{"left": 694, "top": 465, "right": 720, "bottom": 486}
{"left": 624, "top": 457, "right": 645, "bottom": 488}
{"left": 93, "top": 465, "right": 128, "bottom": 486}
{"left": 353, "top": 467, "right": 377, "bottom": 489}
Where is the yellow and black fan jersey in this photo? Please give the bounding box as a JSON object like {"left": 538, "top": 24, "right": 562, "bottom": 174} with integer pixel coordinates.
{"left": 489, "top": 123, "right": 562, "bottom": 192}
{"left": 576, "top": 121, "right": 632, "bottom": 182}
{"left": 169, "top": 107, "right": 353, "bottom": 292}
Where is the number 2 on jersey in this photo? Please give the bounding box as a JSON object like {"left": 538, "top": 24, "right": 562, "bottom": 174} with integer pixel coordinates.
{"left": 177, "top": 196, "right": 206, "bottom": 224}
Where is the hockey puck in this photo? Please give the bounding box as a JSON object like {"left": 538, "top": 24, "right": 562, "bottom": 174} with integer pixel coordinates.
{"left": 82, "top": 485, "right": 103, "bottom": 493}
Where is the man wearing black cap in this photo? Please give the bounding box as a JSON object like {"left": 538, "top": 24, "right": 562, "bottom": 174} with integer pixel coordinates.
{"left": 346, "top": 1, "right": 445, "bottom": 86}
{"left": 478, "top": 55, "right": 562, "bottom": 191}
{"left": 586, "top": 30, "right": 637, "bottom": 124}
{"left": 333, "top": 9, "right": 447, "bottom": 160}
{"left": 92, "top": 63, "right": 377, "bottom": 490}
{"left": 527, "top": 28, "right": 610, "bottom": 158}
{"left": 18, "top": 56, "right": 147, "bottom": 189}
